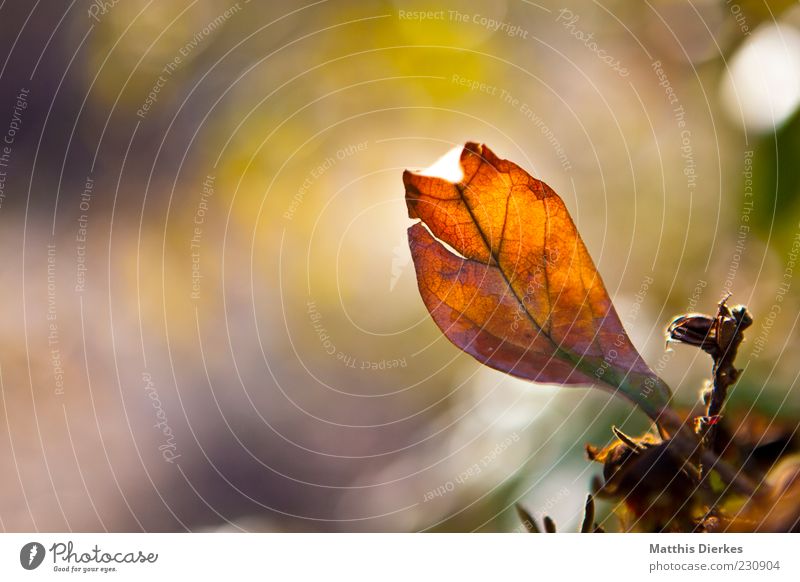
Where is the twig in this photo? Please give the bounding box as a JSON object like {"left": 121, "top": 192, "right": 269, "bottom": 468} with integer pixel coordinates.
{"left": 666, "top": 296, "right": 752, "bottom": 464}
{"left": 700, "top": 301, "right": 752, "bottom": 452}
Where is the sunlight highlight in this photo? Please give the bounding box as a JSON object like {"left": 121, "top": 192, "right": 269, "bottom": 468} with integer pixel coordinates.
{"left": 418, "top": 145, "right": 465, "bottom": 183}
{"left": 721, "top": 23, "right": 800, "bottom": 132}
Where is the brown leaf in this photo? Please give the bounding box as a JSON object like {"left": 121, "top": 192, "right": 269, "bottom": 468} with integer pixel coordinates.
{"left": 404, "top": 143, "right": 671, "bottom": 419}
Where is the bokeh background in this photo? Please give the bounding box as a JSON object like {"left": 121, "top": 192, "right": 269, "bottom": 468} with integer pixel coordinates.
{"left": 0, "top": 0, "right": 798, "bottom": 532}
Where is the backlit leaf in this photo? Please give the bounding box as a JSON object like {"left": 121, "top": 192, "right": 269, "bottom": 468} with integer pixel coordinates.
{"left": 404, "top": 143, "right": 672, "bottom": 420}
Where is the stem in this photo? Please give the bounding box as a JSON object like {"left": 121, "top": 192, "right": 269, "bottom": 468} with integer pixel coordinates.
{"left": 698, "top": 302, "right": 751, "bottom": 457}
{"left": 700, "top": 345, "right": 740, "bottom": 452}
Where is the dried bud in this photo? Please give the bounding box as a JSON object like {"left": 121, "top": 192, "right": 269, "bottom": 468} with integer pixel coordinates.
{"left": 666, "top": 296, "right": 752, "bottom": 360}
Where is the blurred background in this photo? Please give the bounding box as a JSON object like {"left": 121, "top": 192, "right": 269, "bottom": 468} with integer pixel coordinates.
{"left": 0, "top": 0, "right": 798, "bottom": 532}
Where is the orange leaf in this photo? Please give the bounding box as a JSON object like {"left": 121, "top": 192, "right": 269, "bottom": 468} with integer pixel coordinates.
{"left": 404, "top": 143, "right": 671, "bottom": 420}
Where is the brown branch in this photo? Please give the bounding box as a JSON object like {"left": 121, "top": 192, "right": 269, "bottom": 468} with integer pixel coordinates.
{"left": 667, "top": 297, "right": 752, "bottom": 450}
{"left": 698, "top": 300, "right": 752, "bottom": 454}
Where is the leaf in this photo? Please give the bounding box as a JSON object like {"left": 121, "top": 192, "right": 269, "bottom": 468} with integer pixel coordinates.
{"left": 404, "top": 143, "right": 672, "bottom": 420}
